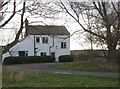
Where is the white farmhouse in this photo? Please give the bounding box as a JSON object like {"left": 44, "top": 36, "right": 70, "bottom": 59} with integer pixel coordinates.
{"left": 3, "top": 24, "right": 70, "bottom": 62}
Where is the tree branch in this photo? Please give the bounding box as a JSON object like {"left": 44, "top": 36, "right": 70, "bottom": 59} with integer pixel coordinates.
{"left": 93, "top": 2, "right": 104, "bottom": 19}
{"left": 111, "top": 2, "right": 119, "bottom": 15}
{"left": 61, "top": 1, "right": 106, "bottom": 40}
{"left": 69, "top": 2, "right": 79, "bottom": 21}
{"left": 3, "top": 1, "right": 25, "bottom": 54}
{"left": 1, "top": 1, "right": 16, "bottom": 27}
{"left": 2, "top": 2, "right": 9, "bottom": 7}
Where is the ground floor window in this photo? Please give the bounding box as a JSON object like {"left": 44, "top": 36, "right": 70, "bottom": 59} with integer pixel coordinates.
{"left": 25, "top": 51, "right": 28, "bottom": 56}
{"left": 19, "top": 51, "right": 28, "bottom": 56}
{"left": 51, "top": 52, "right": 55, "bottom": 56}
{"left": 41, "top": 52, "right": 46, "bottom": 56}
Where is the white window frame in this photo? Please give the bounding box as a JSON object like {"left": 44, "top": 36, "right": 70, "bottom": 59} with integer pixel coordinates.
{"left": 41, "top": 52, "right": 46, "bottom": 56}
{"left": 42, "top": 37, "right": 48, "bottom": 44}
{"left": 61, "top": 42, "right": 67, "bottom": 49}
{"left": 36, "top": 37, "right": 40, "bottom": 43}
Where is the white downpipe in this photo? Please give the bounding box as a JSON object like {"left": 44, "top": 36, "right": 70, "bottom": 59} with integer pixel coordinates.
{"left": 55, "top": 57, "right": 59, "bottom": 62}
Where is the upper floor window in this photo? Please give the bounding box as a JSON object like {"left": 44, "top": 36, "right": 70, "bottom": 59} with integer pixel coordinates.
{"left": 36, "top": 37, "right": 40, "bottom": 43}
{"left": 42, "top": 37, "right": 48, "bottom": 44}
{"left": 61, "top": 42, "right": 67, "bottom": 48}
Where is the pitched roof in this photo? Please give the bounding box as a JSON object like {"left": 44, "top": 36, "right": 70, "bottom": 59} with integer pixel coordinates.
{"left": 26, "top": 25, "right": 70, "bottom": 35}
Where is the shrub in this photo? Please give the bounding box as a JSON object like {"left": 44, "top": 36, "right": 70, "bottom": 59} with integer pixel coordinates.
{"left": 3, "top": 56, "right": 55, "bottom": 65}
{"left": 59, "top": 55, "right": 73, "bottom": 62}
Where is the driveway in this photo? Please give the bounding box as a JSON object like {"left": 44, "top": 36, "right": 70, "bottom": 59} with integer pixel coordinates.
{"left": 4, "top": 63, "right": 118, "bottom": 77}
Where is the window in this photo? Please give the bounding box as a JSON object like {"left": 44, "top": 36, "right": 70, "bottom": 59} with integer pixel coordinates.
{"left": 51, "top": 52, "right": 55, "bottom": 56}
{"left": 42, "top": 37, "right": 48, "bottom": 44}
{"left": 41, "top": 52, "right": 46, "bottom": 56}
{"left": 61, "top": 42, "right": 67, "bottom": 48}
{"left": 36, "top": 37, "right": 40, "bottom": 43}
{"left": 25, "top": 51, "right": 28, "bottom": 56}
{"left": 19, "top": 51, "right": 28, "bottom": 56}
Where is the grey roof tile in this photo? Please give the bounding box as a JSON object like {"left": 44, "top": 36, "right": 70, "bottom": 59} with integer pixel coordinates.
{"left": 26, "top": 25, "right": 70, "bottom": 35}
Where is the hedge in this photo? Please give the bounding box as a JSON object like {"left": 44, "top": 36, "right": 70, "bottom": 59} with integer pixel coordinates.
{"left": 3, "top": 56, "right": 55, "bottom": 65}
{"left": 59, "top": 55, "right": 73, "bottom": 62}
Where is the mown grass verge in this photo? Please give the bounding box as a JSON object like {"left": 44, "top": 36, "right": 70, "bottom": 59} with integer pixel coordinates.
{"left": 2, "top": 68, "right": 118, "bottom": 87}
{"left": 54, "top": 61, "right": 118, "bottom": 73}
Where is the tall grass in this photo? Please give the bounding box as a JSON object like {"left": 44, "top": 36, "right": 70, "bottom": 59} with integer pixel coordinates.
{"left": 2, "top": 67, "right": 25, "bottom": 83}
{"left": 55, "top": 61, "right": 118, "bottom": 72}
{"left": 2, "top": 66, "right": 118, "bottom": 87}
{"left": 3, "top": 68, "right": 118, "bottom": 87}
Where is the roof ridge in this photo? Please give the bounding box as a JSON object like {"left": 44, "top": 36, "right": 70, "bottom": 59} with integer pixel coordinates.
{"left": 28, "top": 25, "right": 65, "bottom": 27}
{"left": 26, "top": 25, "right": 70, "bottom": 35}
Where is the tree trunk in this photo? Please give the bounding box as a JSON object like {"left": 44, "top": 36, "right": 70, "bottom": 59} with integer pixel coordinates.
{"left": 107, "top": 44, "right": 117, "bottom": 63}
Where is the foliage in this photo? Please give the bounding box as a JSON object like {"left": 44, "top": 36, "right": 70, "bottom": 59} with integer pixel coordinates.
{"left": 59, "top": 55, "right": 73, "bottom": 62}
{"left": 55, "top": 61, "right": 118, "bottom": 73}
{"left": 3, "top": 56, "right": 55, "bottom": 65}
{"left": 2, "top": 68, "right": 118, "bottom": 87}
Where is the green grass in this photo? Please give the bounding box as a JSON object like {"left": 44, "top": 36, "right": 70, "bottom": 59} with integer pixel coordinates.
{"left": 2, "top": 68, "right": 118, "bottom": 87}
{"left": 55, "top": 61, "right": 118, "bottom": 73}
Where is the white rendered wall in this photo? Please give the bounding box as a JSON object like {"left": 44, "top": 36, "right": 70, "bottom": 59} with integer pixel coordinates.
{"left": 3, "top": 35, "right": 70, "bottom": 62}
{"left": 35, "top": 35, "right": 70, "bottom": 62}
{"left": 2, "top": 35, "right": 34, "bottom": 60}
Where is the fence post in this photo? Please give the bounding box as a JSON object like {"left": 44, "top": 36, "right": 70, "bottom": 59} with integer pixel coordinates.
{"left": 0, "top": 46, "right": 2, "bottom": 89}
{"left": 0, "top": 46, "right": 2, "bottom": 63}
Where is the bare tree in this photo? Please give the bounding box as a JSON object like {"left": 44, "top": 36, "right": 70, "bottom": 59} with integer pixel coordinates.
{"left": 54, "top": 1, "right": 120, "bottom": 62}
{"left": 0, "top": 0, "right": 16, "bottom": 28}
{"left": 2, "top": 1, "right": 26, "bottom": 54}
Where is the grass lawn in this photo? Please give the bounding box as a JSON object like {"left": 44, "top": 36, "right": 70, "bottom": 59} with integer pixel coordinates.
{"left": 54, "top": 61, "right": 118, "bottom": 73}
{"left": 2, "top": 68, "right": 118, "bottom": 87}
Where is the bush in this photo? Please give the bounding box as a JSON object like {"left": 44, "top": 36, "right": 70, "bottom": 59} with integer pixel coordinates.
{"left": 4, "top": 56, "right": 55, "bottom": 65}
{"left": 59, "top": 55, "right": 73, "bottom": 62}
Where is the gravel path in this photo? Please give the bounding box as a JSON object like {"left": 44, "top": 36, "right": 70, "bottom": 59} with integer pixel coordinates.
{"left": 5, "top": 63, "right": 118, "bottom": 77}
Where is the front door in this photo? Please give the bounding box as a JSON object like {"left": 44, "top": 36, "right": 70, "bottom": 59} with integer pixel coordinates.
{"left": 51, "top": 52, "right": 55, "bottom": 57}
